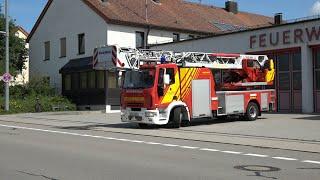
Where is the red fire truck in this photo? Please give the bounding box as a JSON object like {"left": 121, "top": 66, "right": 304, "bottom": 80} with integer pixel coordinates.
{"left": 94, "top": 46, "right": 276, "bottom": 128}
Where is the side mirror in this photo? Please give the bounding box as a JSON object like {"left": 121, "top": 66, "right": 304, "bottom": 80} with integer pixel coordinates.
{"left": 118, "top": 71, "right": 123, "bottom": 88}
{"left": 164, "top": 74, "right": 170, "bottom": 85}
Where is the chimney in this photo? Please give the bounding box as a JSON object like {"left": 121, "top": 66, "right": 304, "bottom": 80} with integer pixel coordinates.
{"left": 225, "top": 0, "right": 238, "bottom": 14}
{"left": 274, "top": 13, "right": 283, "bottom": 25}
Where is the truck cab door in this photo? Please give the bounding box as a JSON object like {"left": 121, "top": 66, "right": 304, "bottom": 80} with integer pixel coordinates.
{"left": 157, "top": 67, "right": 180, "bottom": 105}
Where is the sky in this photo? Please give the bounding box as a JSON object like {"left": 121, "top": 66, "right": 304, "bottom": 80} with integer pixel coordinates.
{"left": 0, "top": 0, "right": 320, "bottom": 33}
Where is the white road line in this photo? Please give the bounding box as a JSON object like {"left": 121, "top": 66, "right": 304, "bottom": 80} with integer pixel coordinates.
{"left": 161, "top": 144, "right": 179, "bottom": 147}
{"left": 244, "top": 153, "right": 269, "bottom": 158}
{"left": 129, "top": 140, "right": 145, "bottom": 143}
{"left": 179, "top": 146, "right": 199, "bottom": 149}
{"left": 272, "top": 157, "right": 298, "bottom": 161}
{"left": 0, "top": 124, "right": 316, "bottom": 164}
{"left": 144, "top": 142, "right": 161, "bottom": 145}
{"left": 116, "top": 138, "right": 131, "bottom": 142}
{"left": 302, "top": 160, "right": 320, "bottom": 164}
{"left": 199, "top": 148, "right": 220, "bottom": 152}
{"left": 221, "top": 151, "right": 242, "bottom": 154}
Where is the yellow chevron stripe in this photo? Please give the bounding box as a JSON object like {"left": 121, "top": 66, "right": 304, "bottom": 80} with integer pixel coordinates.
{"left": 160, "top": 71, "right": 181, "bottom": 104}
{"left": 181, "top": 68, "right": 199, "bottom": 99}
{"left": 181, "top": 68, "right": 196, "bottom": 95}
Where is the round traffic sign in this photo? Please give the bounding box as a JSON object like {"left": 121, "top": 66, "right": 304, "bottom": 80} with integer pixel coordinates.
{"left": 2, "top": 73, "right": 12, "bottom": 83}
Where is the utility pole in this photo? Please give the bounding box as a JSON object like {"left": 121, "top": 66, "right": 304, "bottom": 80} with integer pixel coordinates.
{"left": 5, "top": 0, "right": 10, "bottom": 111}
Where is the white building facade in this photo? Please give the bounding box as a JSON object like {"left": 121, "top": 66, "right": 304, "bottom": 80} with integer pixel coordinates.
{"left": 154, "top": 18, "right": 320, "bottom": 113}
{"left": 28, "top": 0, "right": 200, "bottom": 91}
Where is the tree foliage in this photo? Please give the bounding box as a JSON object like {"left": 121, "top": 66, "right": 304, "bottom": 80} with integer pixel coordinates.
{"left": 0, "top": 4, "right": 28, "bottom": 76}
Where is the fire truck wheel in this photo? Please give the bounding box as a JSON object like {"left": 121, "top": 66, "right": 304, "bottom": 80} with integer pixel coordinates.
{"left": 138, "top": 123, "right": 149, "bottom": 129}
{"left": 171, "top": 107, "right": 182, "bottom": 128}
{"left": 245, "top": 102, "right": 259, "bottom": 121}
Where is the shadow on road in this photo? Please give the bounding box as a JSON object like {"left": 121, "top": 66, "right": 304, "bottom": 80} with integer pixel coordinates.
{"left": 294, "top": 116, "right": 320, "bottom": 120}
{"left": 54, "top": 117, "right": 266, "bottom": 131}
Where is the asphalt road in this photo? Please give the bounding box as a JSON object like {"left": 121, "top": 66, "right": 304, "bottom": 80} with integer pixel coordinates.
{"left": 0, "top": 121, "right": 319, "bottom": 180}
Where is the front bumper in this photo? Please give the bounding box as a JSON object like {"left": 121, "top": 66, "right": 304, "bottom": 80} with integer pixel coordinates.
{"left": 121, "top": 108, "right": 168, "bottom": 125}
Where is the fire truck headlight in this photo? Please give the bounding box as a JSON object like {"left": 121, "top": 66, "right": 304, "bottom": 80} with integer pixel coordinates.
{"left": 145, "top": 112, "right": 157, "bottom": 117}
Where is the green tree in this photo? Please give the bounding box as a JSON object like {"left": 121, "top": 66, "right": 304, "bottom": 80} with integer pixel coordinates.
{"left": 0, "top": 3, "right": 28, "bottom": 77}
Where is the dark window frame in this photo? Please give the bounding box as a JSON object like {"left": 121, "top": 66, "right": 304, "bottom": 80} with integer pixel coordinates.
{"left": 60, "top": 37, "right": 67, "bottom": 58}
{"left": 44, "top": 41, "right": 50, "bottom": 61}
{"left": 78, "top": 33, "right": 85, "bottom": 55}
{"left": 135, "top": 31, "right": 145, "bottom": 48}
{"left": 173, "top": 33, "right": 180, "bottom": 42}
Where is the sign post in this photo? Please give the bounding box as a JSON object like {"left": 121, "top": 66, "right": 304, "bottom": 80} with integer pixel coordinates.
{"left": 4, "top": 0, "right": 10, "bottom": 111}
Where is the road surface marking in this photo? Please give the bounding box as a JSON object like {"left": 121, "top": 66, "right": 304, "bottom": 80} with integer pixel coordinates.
{"left": 162, "top": 144, "right": 179, "bottom": 147}
{"left": 302, "top": 160, "right": 320, "bottom": 164}
{"left": 129, "top": 140, "right": 145, "bottom": 143}
{"left": 179, "top": 146, "right": 199, "bottom": 149}
{"left": 0, "top": 124, "right": 316, "bottom": 164}
{"left": 221, "top": 151, "right": 242, "bottom": 154}
{"left": 272, "top": 157, "right": 298, "bottom": 161}
{"left": 144, "top": 142, "right": 161, "bottom": 145}
{"left": 199, "top": 148, "right": 220, "bottom": 152}
{"left": 244, "top": 153, "right": 269, "bottom": 157}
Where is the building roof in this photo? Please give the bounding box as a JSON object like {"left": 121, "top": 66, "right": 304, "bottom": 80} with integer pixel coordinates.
{"left": 17, "top": 26, "right": 29, "bottom": 37}
{"left": 27, "top": 0, "right": 273, "bottom": 42}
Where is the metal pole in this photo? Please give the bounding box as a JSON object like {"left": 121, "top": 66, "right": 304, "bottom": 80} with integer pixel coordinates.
{"left": 5, "top": 0, "right": 9, "bottom": 111}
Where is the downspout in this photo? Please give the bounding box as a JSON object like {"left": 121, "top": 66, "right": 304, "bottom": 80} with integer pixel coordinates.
{"left": 146, "top": 26, "right": 150, "bottom": 49}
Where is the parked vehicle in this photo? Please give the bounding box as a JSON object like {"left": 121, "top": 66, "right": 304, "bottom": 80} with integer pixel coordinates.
{"left": 94, "top": 46, "right": 276, "bottom": 128}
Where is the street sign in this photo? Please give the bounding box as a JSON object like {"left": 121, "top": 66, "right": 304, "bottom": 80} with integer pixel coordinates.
{"left": 1, "top": 73, "right": 12, "bottom": 83}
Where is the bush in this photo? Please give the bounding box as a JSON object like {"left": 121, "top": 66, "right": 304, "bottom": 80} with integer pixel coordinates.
{"left": 0, "top": 77, "right": 76, "bottom": 114}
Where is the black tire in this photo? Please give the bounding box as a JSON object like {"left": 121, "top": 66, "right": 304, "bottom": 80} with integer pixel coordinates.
{"left": 217, "top": 115, "right": 228, "bottom": 121}
{"left": 244, "top": 102, "right": 259, "bottom": 121}
{"left": 138, "top": 123, "right": 149, "bottom": 129}
{"left": 171, "top": 107, "right": 182, "bottom": 128}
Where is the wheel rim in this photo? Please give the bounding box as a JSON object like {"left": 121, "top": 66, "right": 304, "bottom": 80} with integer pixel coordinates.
{"left": 249, "top": 106, "right": 257, "bottom": 118}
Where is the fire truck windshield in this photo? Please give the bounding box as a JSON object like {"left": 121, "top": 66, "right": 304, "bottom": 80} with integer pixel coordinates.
{"left": 123, "top": 69, "right": 155, "bottom": 89}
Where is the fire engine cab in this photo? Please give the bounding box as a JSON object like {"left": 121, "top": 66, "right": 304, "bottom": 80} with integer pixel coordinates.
{"left": 93, "top": 46, "right": 276, "bottom": 128}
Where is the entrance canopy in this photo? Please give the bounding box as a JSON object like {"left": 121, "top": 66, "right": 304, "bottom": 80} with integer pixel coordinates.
{"left": 59, "top": 57, "right": 93, "bottom": 74}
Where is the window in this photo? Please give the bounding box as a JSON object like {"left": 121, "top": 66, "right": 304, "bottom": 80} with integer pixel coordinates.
{"left": 158, "top": 68, "right": 164, "bottom": 85}
{"left": 72, "top": 73, "right": 79, "bottom": 90}
{"left": 166, "top": 68, "right": 175, "bottom": 84}
{"left": 278, "top": 54, "right": 290, "bottom": 71}
{"left": 44, "top": 41, "right": 50, "bottom": 60}
{"left": 64, "top": 74, "right": 71, "bottom": 91}
{"left": 88, "top": 71, "right": 96, "bottom": 88}
{"left": 78, "top": 33, "right": 85, "bottom": 55}
{"left": 173, "top": 33, "right": 180, "bottom": 42}
{"left": 292, "top": 52, "right": 301, "bottom": 71}
{"left": 60, "top": 37, "right": 66, "bottom": 58}
{"left": 278, "top": 72, "right": 290, "bottom": 90}
{"left": 80, "top": 72, "right": 87, "bottom": 89}
{"left": 293, "top": 72, "right": 302, "bottom": 90}
{"left": 135, "top": 31, "right": 145, "bottom": 48}
{"left": 108, "top": 72, "right": 117, "bottom": 88}
{"left": 97, "top": 71, "right": 105, "bottom": 89}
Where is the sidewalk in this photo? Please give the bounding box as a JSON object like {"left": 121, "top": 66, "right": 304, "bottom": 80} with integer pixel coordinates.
{"left": 0, "top": 112, "right": 319, "bottom": 153}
